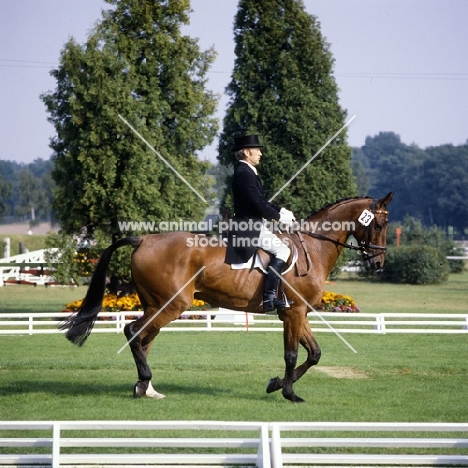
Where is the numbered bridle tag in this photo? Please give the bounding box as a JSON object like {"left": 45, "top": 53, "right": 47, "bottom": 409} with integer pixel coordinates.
{"left": 358, "top": 209, "right": 375, "bottom": 226}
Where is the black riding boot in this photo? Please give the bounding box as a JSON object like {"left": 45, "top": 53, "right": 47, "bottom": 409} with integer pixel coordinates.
{"left": 263, "top": 258, "right": 292, "bottom": 313}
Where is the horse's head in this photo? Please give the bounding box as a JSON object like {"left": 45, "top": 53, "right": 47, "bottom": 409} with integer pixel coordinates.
{"left": 354, "top": 192, "right": 394, "bottom": 270}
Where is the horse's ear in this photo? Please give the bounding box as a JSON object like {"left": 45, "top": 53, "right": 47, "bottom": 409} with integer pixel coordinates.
{"left": 378, "top": 191, "right": 394, "bottom": 207}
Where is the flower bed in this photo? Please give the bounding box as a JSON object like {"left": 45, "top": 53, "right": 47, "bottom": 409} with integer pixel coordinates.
{"left": 64, "top": 291, "right": 359, "bottom": 314}
{"left": 63, "top": 295, "right": 212, "bottom": 320}
{"left": 64, "top": 294, "right": 142, "bottom": 313}
{"left": 319, "top": 291, "right": 360, "bottom": 312}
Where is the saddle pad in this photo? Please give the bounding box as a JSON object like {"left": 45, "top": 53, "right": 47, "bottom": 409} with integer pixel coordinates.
{"left": 230, "top": 246, "right": 298, "bottom": 275}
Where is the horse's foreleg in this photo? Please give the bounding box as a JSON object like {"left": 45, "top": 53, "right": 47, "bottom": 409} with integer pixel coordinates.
{"left": 290, "top": 319, "right": 321, "bottom": 383}
{"left": 266, "top": 315, "right": 320, "bottom": 402}
{"left": 282, "top": 342, "right": 304, "bottom": 403}
{"left": 279, "top": 312, "right": 305, "bottom": 403}
{"left": 124, "top": 320, "right": 165, "bottom": 399}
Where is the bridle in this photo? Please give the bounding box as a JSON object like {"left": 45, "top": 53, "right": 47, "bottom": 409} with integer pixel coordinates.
{"left": 359, "top": 207, "right": 389, "bottom": 263}
{"left": 300, "top": 202, "right": 389, "bottom": 263}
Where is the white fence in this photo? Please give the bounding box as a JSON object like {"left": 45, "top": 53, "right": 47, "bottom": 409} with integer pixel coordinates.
{"left": 1, "top": 309, "right": 468, "bottom": 335}
{"left": 0, "top": 249, "right": 58, "bottom": 286}
{"left": 271, "top": 422, "right": 468, "bottom": 467}
{"left": 1, "top": 421, "right": 467, "bottom": 467}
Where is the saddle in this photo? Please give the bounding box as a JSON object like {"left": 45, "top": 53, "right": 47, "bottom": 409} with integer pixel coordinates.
{"left": 229, "top": 231, "right": 311, "bottom": 277}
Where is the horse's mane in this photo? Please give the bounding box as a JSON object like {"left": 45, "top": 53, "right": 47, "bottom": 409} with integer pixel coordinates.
{"left": 306, "top": 196, "right": 372, "bottom": 219}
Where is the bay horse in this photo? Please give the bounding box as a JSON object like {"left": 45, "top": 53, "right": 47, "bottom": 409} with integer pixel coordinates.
{"left": 60, "top": 192, "right": 393, "bottom": 403}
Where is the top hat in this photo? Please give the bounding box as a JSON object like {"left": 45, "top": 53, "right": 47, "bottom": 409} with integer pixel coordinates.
{"left": 233, "top": 134, "right": 263, "bottom": 151}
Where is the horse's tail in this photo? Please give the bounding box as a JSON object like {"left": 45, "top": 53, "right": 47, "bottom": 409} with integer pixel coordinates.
{"left": 59, "top": 236, "right": 142, "bottom": 346}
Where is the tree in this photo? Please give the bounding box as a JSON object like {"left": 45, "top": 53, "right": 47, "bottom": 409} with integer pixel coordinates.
{"left": 0, "top": 160, "right": 20, "bottom": 219}
{"left": 0, "top": 159, "right": 54, "bottom": 223}
{"left": 16, "top": 169, "right": 39, "bottom": 222}
{"left": 423, "top": 143, "right": 468, "bottom": 234}
{"left": 42, "top": 0, "right": 219, "bottom": 241}
{"left": 207, "top": 162, "right": 233, "bottom": 212}
{"left": 357, "top": 132, "right": 426, "bottom": 222}
{"left": 355, "top": 134, "right": 468, "bottom": 235}
{"left": 350, "top": 149, "right": 370, "bottom": 196}
{"left": 218, "top": 0, "right": 356, "bottom": 218}
{"left": 0, "top": 174, "right": 12, "bottom": 220}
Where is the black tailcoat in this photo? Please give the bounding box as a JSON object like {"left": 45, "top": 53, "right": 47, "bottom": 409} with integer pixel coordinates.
{"left": 224, "top": 162, "right": 281, "bottom": 264}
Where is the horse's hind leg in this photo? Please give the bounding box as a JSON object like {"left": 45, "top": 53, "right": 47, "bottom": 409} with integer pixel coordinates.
{"left": 124, "top": 318, "right": 165, "bottom": 399}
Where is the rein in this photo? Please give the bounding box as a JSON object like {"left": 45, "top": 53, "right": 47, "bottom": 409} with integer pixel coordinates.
{"left": 302, "top": 231, "right": 363, "bottom": 251}
{"left": 302, "top": 231, "right": 386, "bottom": 260}
{"left": 297, "top": 204, "right": 389, "bottom": 262}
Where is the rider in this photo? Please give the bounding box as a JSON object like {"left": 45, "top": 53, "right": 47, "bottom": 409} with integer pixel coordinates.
{"left": 224, "top": 134, "right": 295, "bottom": 313}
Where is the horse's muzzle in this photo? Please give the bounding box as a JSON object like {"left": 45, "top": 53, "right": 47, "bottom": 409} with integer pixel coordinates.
{"left": 363, "top": 257, "right": 383, "bottom": 271}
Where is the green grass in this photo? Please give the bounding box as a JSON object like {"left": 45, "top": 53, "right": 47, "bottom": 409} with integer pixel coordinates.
{"left": 0, "top": 285, "right": 87, "bottom": 313}
{"left": 0, "top": 239, "right": 466, "bottom": 460}
{"left": 1, "top": 332, "right": 467, "bottom": 422}
{"left": 1, "top": 276, "right": 467, "bottom": 458}
{"left": 0, "top": 234, "right": 47, "bottom": 257}
{"left": 327, "top": 270, "right": 468, "bottom": 313}
{"left": 0, "top": 270, "right": 466, "bottom": 314}
{"left": 0, "top": 271, "right": 467, "bottom": 423}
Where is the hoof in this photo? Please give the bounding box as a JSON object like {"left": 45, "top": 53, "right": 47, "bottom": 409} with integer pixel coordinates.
{"left": 145, "top": 381, "right": 166, "bottom": 400}
{"left": 133, "top": 380, "right": 148, "bottom": 398}
{"left": 266, "top": 376, "right": 282, "bottom": 394}
{"left": 283, "top": 392, "right": 305, "bottom": 403}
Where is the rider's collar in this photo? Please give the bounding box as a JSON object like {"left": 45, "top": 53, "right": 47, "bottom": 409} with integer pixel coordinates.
{"left": 239, "top": 160, "right": 258, "bottom": 175}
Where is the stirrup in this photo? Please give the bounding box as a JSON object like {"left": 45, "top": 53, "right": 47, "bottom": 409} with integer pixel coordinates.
{"left": 263, "top": 296, "right": 293, "bottom": 314}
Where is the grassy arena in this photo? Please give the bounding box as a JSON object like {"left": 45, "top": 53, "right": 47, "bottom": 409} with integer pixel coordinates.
{"left": 1, "top": 332, "right": 468, "bottom": 422}
{"left": 0, "top": 271, "right": 467, "bottom": 423}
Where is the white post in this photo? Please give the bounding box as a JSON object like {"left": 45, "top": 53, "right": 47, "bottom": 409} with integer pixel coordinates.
{"left": 374, "top": 315, "right": 386, "bottom": 333}
{"left": 3, "top": 237, "right": 10, "bottom": 258}
{"left": 117, "top": 312, "right": 123, "bottom": 333}
{"left": 29, "top": 316, "right": 33, "bottom": 335}
{"left": 270, "top": 424, "right": 283, "bottom": 468}
{"left": 256, "top": 423, "right": 271, "bottom": 468}
{"left": 52, "top": 423, "right": 60, "bottom": 468}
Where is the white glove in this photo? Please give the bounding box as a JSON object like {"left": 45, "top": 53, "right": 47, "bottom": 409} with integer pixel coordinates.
{"left": 279, "top": 207, "right": 295, "bottom": 226}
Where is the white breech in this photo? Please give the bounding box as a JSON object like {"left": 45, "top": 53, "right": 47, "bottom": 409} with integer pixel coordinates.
{"left": 258, "top": 224, "right": 291, "bottom": 263}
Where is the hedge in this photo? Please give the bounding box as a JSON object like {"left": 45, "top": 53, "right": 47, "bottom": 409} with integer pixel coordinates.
{"left": 380, "top": 245, "right": 449, "bottom": 285}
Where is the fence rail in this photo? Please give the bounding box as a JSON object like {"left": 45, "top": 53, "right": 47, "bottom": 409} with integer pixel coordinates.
{"left": 1, "top": 421, "right": 467, "bottom": 467}
{"left": 271, "top": 422, "right": 468, "bottom": 467}
{"left": 0, "top": 249, "right": 59, "bottom": 286}
{"left": 1, "top": 309, "right": 468, "bottom": 335}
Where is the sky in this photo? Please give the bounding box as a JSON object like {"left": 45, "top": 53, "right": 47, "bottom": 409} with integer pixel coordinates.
{"left": 1, "top": 0, "right": 467, "bottom": 165}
